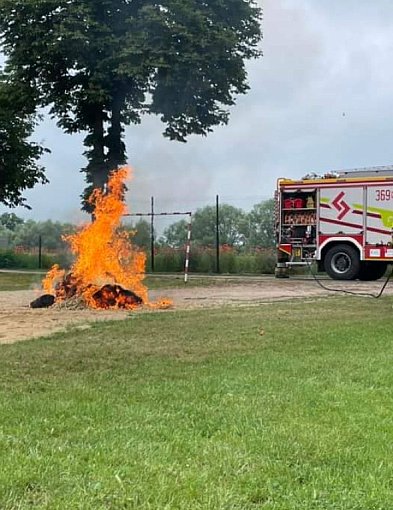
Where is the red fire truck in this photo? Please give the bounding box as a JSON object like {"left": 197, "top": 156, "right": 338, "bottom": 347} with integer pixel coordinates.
{"left": 275, "top": 166, "right": 393, "bottom": 280}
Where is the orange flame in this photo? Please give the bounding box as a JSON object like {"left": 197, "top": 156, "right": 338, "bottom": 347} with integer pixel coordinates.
{"left": 43, "top": 166, "right": 150, "bottom": 310}
{"left": 42, "top": 264, "right": 65, "bottom": 297}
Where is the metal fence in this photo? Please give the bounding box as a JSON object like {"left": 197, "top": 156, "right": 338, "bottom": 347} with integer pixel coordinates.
{"left": 0, "top": 193, "right": 275, "bottom": 273}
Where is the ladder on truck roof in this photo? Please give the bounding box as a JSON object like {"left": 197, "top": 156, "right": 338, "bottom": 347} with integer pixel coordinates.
{"left": 337, "top": 164, "right": 393, "bottom": 178}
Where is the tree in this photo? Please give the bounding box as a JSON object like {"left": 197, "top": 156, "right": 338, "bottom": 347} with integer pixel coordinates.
{"left": 0, "top": 213, "right": 24, "bottom": 231}
{"left": 0, "top": 0, "right": 262, "bottom": 210}
{"left": 122, "top": 219, "right": 151, "bottom": 249}
{"left": 246, "top": 198, "right": 275, "bottom": 248}
{"left": 12, "top": 220, "right": 76, "bottom": 250}
{"left": 161, "top": 219, "right": 188, "bottom": 248}
{"left": 0, "top": 79, "right": 48, "bottom": 208}
{"left": 162, "top": 204, "right": 247, "bottom": 247}
{"left": 0, "top": 224, "right": 12, "bottom": 247}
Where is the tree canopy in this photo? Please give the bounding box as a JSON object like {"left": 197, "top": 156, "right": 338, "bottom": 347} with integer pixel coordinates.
{"left": 11, "top": 219, "right": 76, "bottom": 250}
{"left": 0, "top": 212, "right": 24, "bottom": 231}
{"left": 247, "top": 198, "right": 275, "bottom": 248}
{"left": 161, "top": 200, "right": 274, "bottom": 248}
{"left": 122, "top": 218, "right": 151, "bottom": 249}
{"left": 0, "top": 214, "right": 76, "bottom": 251}
{"left": 0, "top": 0, "right": 262, "bottom": 210}
{"left": 0, "top": 79, "right": 48, "bottom": 208}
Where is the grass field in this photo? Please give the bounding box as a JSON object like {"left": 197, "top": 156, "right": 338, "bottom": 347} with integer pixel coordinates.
{"left": 0, "top": 271, "right": 45, "bottom": 291}
{"left": 0, "top": 271, "right": 245, "bottom": 292}
{"left": 1, "top": 295, "right": 393, "bottom": 508}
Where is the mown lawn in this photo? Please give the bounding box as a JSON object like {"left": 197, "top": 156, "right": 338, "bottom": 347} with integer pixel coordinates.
{"left": 0, "top": 271, "right": 45, "bottom": 291}
{"left": 0, "top": 271, "right": 244, "bottom": 292}
{"left": 1, "top": 297, "right": 393, "bottom": 509}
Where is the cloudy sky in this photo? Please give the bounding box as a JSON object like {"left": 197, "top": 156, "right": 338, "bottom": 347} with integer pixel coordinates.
{"left": 2, "top": 0, "right": 393, "bottom": 225}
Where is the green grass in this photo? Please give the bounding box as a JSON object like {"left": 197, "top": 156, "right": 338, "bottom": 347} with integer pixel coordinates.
{"left": 0, "top": 271, "right": 261, "bottom": 292}
{"left": 0, "top": 271, "right": 199, "bottom": 292}
{"left": 1, "top": 297, "right": 393, "bottom": 508}
{"left": 0, "top": 271, "right": 45, "bottom": 291}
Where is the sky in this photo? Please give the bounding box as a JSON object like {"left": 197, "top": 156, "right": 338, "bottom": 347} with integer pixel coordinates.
{"left": 2, "top": 0, "right": 393, "bottom": 226}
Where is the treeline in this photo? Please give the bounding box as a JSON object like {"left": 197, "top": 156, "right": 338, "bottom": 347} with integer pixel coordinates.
{"left": 160, "top": 200, "right": 275, "bottom": 249}
{"left": 0, "top": 199, "right": 276, "bottom": 272}
{"left": 0, "top": 213, "right": 76, "bottom": 250}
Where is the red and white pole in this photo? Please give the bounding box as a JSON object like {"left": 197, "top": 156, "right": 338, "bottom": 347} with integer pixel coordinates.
{"left": 184, "top": 213, "right": 192, "bottom": 283}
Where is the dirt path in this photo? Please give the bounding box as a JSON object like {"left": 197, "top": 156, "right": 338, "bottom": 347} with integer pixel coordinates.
{"left": 1, "top": 278, "right": 392, "bottom": 344}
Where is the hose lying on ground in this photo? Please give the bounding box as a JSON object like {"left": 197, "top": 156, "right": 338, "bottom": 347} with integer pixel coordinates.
{"left": 305, "top": 261, "right": 393, "bottom": 299}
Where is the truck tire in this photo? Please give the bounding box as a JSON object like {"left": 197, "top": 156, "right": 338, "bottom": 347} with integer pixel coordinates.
{"left": 358, "top": 262, "right": 387, "bottom": 281}
{"left": 324, "top": 244, "right": 360, "bottom": 280}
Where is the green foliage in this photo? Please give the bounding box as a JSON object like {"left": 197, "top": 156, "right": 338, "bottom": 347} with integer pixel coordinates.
{"left": 154, "top": 247, "right": 184, "bottom": 272}
{"left": 0, "top": 225, "right": 12, "bottom": 248}
{"left": 161, "top": 219, "right": 188, "bottom": 248}
{"left": 151, "top": 246, "right": 275, "bottom": 274}
{"left": 162, "top": 200, "right": 275, "bottom": 249}
{"left": 219, "top": 247, "right": 237, "bottom": 273}
{"left": 0, "top": 250, "right": 56, "bottom": 270}
{"left": 192, "top": 204, "right": 247, "bottom": 246}
{"left": 0, "top": 0, "right": 262, "bottom": 209}
{"left": 253, "top": 249, "right": 276, "bottom": 273}
{"left": 162, "top": 203, "right": 248, "bottom": 247}
{"left": 0, "top": 79, "right": 48, "bottom": 208}
{"left": 0, "top": 213, "right": 24, "bottom": 231}
{"left": 247, "top": 198, "right": 275, "bottom": 248}
{"left": 11, "top": 220, "right": 76, "bottom": 251}
{"left": 0, "top": 219, "right": 76, "bottom": 268}
{"left": 0, "top": 214, "right": 24, "bottom": 248}
{"left": 122, "top": 219, "right": 151, "bottom": 250}
{"left": 193, "top": 248, "right": 215, "bottom": 273}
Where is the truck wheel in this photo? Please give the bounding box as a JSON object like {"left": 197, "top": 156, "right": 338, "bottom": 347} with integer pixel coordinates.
{"left": 324, "top": 245, "right": 360, "bottom": 280}
{"left": 358, "top": 262, "right": 387, "bottom": 281}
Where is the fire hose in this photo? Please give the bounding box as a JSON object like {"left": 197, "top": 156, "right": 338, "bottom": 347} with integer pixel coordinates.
{"left": 306, "top": 260, "right": 393, "bottom": 299}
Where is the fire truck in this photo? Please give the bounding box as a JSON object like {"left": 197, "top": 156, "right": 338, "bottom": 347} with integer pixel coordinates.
{"left": 275, "top": 165, "right": 393, "bottom": 280}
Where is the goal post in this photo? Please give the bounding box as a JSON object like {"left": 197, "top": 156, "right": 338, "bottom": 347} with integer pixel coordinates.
{"left": 123, "top": 211, "right": 193, "bottom": 283}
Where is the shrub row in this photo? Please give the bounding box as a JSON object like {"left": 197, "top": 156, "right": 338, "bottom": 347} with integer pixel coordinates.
{"left": 151, "top": 247, "right": 276, "bottom": 274}
{"left": 0, "top": 247, "right": 276, "bottom": 274}
{"left": 0, "top": 250, "right": 73, "bottom": 270}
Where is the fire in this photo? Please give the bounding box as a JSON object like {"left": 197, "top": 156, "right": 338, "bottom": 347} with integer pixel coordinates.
{"left": 43, "top": 166, "right": 152, "bottom": 310}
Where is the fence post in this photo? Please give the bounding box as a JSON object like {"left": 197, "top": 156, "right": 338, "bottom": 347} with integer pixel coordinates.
{"left": 150, "top": 196, "right": 155, "bottom": 272}
{"left": 38, "top": 235, "right": 42, "bottom": 269}
{"left": 184, "top": 213, "right": 192, "bottom": 283}
{"left": 216, "top": 194, "right": 220, "bottom": 273}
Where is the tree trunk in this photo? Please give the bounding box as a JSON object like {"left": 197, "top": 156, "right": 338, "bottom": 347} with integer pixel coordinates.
{"left": 90, "top": 109, "right": 108, "bottom": 190}
{"left": 82, "top": 107, "right": 108, "bottom": 213}
{"left": 106, "top": 90, "right": 126, "bottom": 171}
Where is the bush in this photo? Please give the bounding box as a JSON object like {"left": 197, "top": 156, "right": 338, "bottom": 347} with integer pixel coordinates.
{"left": 0, "top": 246, "right": 277, "bottom": 274}
{"left": 193, "top": 248, "right": 215, "bottom": 273}
{"left": 234, "top": 253, "right": 258, "bottom": 273}
{"left": 252, "top": 249, "right": 276, "bottom": 274}
{"left": 220, "top": 247, "right": 237, "bottom": 273}
{"left": 0, "top": 249, "right": 73, "bottom": 270}
{"left": 154, "top": 248, "right": 184, "bottom": 272}
{"left": 148, "top": 246, "right": 276, "bottom": 274}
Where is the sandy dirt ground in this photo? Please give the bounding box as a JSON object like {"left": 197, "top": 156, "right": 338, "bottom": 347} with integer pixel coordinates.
{"left": 1, "top": 278, "right": 392, "bottom": 344}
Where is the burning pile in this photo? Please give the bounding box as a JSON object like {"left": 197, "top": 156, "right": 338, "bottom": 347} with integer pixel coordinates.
{"left": 33, "top": 167, "right": 152, "bottom": 310}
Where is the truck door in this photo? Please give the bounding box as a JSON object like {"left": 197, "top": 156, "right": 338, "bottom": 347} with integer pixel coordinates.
{"left": 365, "top": 184, "right": 393, "bottom": 245}
{"left": 319, "top": 186, "right": 364, "bottom": 235}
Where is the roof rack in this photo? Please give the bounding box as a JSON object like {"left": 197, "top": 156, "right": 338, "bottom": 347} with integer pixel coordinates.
{"left": 337, "top": 165, "right": 393, "bottom": 178}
